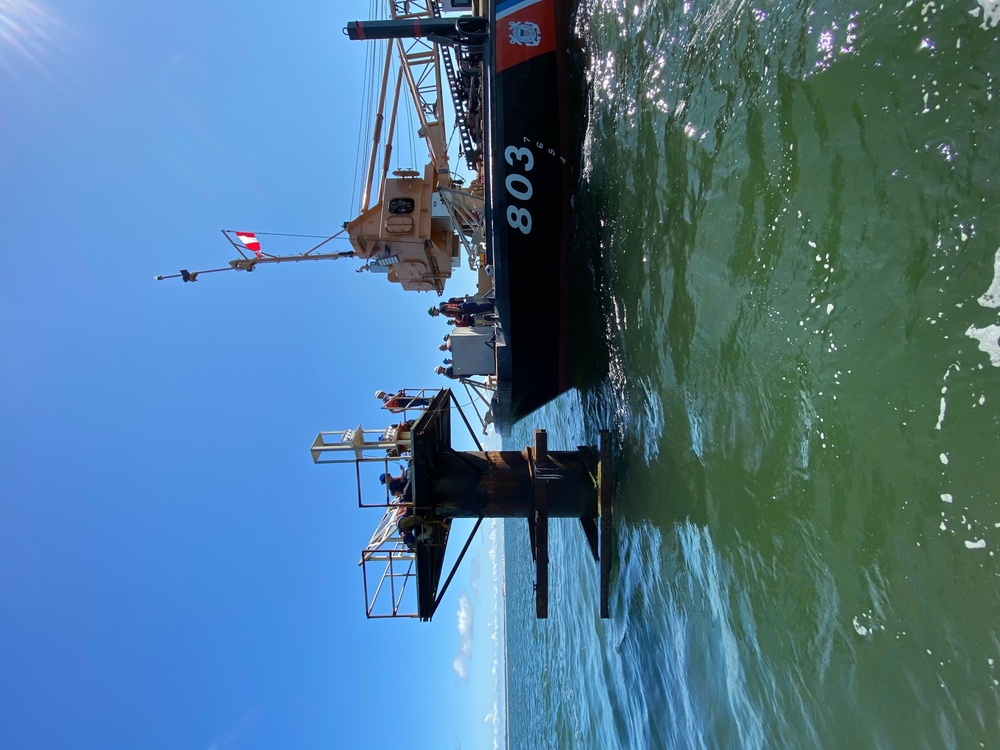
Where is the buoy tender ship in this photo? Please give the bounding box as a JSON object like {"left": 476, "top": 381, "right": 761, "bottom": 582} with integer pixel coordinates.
{"left": 157, "top": 0, "right": 578, "bottom": 434}
{"left": 344, "top": 0, "right": 576, "bottom": 433}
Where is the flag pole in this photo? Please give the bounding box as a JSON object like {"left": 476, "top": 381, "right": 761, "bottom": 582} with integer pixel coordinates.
{"left": 154, "top": 252, "right": 358, "bottom": 283}
{"left": 155, "top": 230, "right": 354, "bottom": 283}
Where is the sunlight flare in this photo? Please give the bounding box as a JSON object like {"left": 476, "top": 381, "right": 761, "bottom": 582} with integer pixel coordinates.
{"left": 0, "top": 0, "right": 64, "bottom": 79}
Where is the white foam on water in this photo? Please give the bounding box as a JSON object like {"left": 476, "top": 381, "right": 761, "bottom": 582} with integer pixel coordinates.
{"left": 486, "top": 519, "right": 505, "bottom": 750}
{"left": 940, "top": 453, "right": 949, "bottom": 465}
{"left": 965, "top": 324, "right": 1000, "bottom": 366}
{"left": 686, "top": 393, "right": 703, "bottom": 460}
{"left": 638, "top": 379, "right": 665, "bottom": 463}
{"left": 935, "top": 363, "right": 963, "bottom": 430}
{"left": 965, "top": 539, "right": 987, "bottom": 549}
{"left": 977, "top": 247, "right": 1000, "bottom": 307}
{"left": 798, "top": 390, "right": 815, "bottom": 470}
{"left": 683, "top": 526, "right": 766, "bottom": 749}
{"left": 935, "top": 390, "right": 947, "bottom": 430}
{"left": 941, "top": 493, "right": 954, "bottom": 503}
{"left": 971, "top": 0, "right": 1000, "bottom": 29}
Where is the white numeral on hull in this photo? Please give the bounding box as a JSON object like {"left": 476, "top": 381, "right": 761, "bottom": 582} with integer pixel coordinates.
{"left": 504, "top": 146, "right": 534, "bottom": 234}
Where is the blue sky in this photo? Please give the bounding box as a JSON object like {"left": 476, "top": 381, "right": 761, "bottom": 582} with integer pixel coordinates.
{"left": 0, "top": 1, "right": 501, "bottom": 748}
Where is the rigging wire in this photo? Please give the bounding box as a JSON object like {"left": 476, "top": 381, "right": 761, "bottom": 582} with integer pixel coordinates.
{"left": 389, "top": 55, "right": 399, "bottom": 173}
{"left": 350, "top": 51, "right": 367, "bottom": 215}
{"left": 352, "top": 31, "right": 385, "bottom": 216}
{"left": 233, "top": 231, "right": 348, "bottom": 239}
{"left": 405, "top": 78, "right": 417, "bottom": 169}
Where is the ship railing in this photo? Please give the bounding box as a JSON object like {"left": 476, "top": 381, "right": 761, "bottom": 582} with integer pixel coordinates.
{"left": 437, "top": 186, "right": 486, "bottom": 269}
{"left": 377, "top": 387, "right": 437, "bottom": 414}
{"left": 374, "top": 388, "right": 436, "bottom": 426}
{"left": 377, "top": 387, "right": 437, "bottom": 398}
{"left": 457, "top": 376, "right": 496, "bottom": 435}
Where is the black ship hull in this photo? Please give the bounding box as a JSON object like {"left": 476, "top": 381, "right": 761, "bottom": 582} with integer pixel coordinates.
{"left": 485, "top": 0, "right": 575, "bottom": 432}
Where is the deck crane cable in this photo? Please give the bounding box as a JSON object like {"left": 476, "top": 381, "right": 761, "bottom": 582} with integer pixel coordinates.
{"left": 405, "top": 66, "right": 417, "bottom": 169}
{"left": 352, "top": 35, "right": 383, "bottom": 217}
{"left": 351, "top": 41, "right": 371, "bottom": 214}
{"left": 362, "top": 40, "right": 383, "bottom": 205}
{"left": 388, "top": 55, "right": 400, "bottom": 173}
{"left": 349, "top": 47, "right": 368, "bottom": 216}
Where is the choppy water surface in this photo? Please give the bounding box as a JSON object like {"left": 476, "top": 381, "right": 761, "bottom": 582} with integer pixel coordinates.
{"left": 505, "top": 0, "right": 1000, "bottom": 747}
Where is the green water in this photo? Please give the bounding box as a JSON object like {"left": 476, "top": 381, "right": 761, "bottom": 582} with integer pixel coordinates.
{"left": 506, "top": 0, "right": 1000, "bottom": 747}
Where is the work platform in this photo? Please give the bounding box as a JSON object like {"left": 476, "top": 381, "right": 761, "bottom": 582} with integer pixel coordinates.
{"left": 311, "top": 388, "right": 614, "bottom": 621}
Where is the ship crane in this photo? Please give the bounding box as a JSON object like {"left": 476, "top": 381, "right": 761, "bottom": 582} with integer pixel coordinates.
{"left": 155, "top": 1, "right": 486, "bottom": 295}
{"left": 344, "top": 0, "right": 488, "bottom": 296}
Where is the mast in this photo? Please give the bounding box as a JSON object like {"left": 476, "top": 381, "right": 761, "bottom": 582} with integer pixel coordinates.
{"left": 156, "top": 1, "right": 488, "bottom": 294}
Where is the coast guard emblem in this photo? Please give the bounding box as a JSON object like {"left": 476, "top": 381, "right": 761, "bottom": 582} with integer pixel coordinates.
{"left": 508, "top": 20, "right": 541, "bottom": 46}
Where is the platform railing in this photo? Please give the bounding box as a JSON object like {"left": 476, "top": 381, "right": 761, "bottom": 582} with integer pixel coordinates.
{"left": 361, "top": 546, "right": 419, "bottom": 618}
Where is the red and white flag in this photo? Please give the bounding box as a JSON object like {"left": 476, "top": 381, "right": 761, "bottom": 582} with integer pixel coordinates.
{"left": 235, "top": 231, "right": 263, "bottom": 258}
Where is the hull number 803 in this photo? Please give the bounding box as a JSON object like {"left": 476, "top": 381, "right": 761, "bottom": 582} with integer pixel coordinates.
{"left": 504, "top": 146, "right": 534, "bottom": 234}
